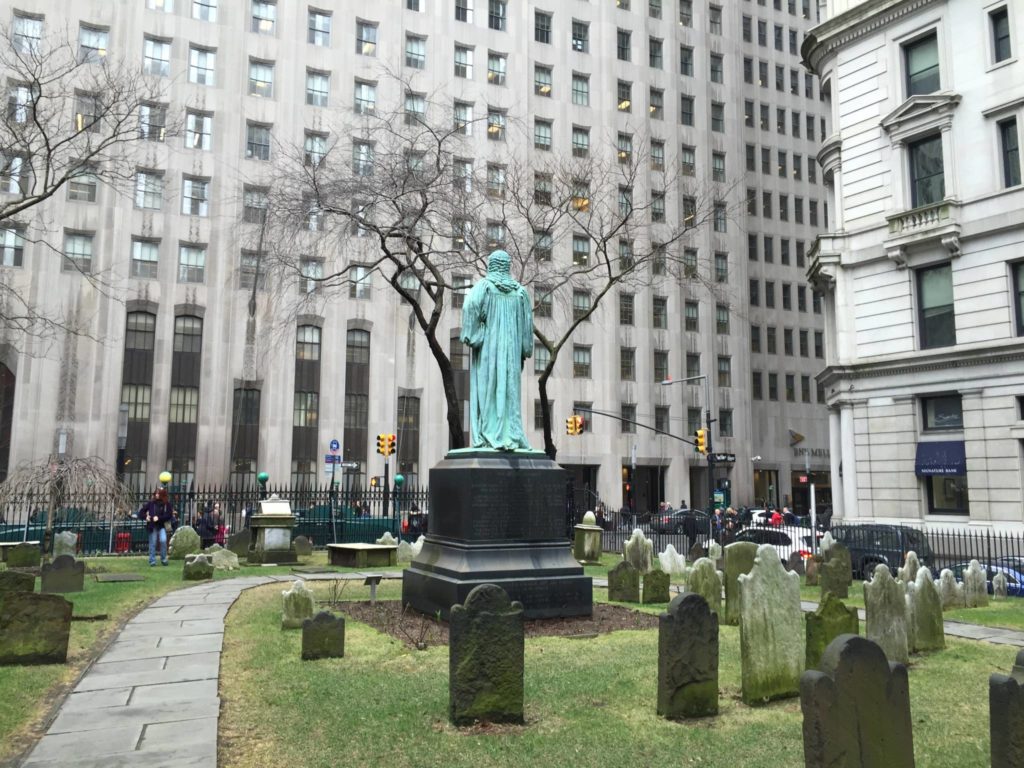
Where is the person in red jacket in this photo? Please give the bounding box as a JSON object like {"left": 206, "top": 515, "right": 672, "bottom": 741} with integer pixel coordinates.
{"left": 770, "top": 508, "right": 784, "bottom": 527}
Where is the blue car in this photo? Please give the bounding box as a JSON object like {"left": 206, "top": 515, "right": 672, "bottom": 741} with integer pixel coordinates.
{"left": 948, "top": 561, "right": 1024, "bottom": 597}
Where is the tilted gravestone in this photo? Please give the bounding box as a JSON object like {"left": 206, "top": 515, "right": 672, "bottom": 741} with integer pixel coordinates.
{"left": 993, "top": 572, "right": 1009, "bottom": 600}
{"left": 787, "top": 551, "right": 806, "bottom": 575}
{"left": 282, "top": 580, "right": 316, "bottom": 629}
{"left": 800, "top": 634, "right": 915, "bottom": 768}
{"left": 909, "top": 569, "right": 944, "bottom": 653}
{"left": 227, "top": 528, "right": 252, "bottom": 559}
{"left": 657, "top": 593, "right": 718, "bottom": 718}
{"left": 657, "top": 544, "right": 687, "bottom": 577}
{"left": 804, "top": 556, "right": 821, "bottom": 587}
{"left": 53, "top": 531, "right": 78, "bottom": 559}
{"left": 301, "top": 611, "right": 345, "bottom": 660}
{"left": 963, "top": 560, "right": 989, "bottom": 608}
{"left": 293, "top": 536, "right": 314, "bottom": 557}
{"left": 897, "top": 551, "right": 920, "bottom": 585}
{"left": 623, "top": 529, "right": 654, "bottom": 573}
{"left": 607, "top": 561, "right": 640, "bottom": 603}
{"left": 0, "top": 591, "right": 73, "bottom": 665}
{"left": 990, "top": 649, "right": 1024, "bottom": 768}
{"left": 937, "top": 569, "right": 965, "bottom": 610}
{"left": 688, "top": 558, "right": 722, "bottom": 616}
{"left": 168, "top": 526, "right": 201, "bottom": 560}
{"left": 723, "top": 541, "right": 758, "bottom": 626}
{"left": 864, "top": 564, "right": 908, "bottom": 665}
{"left": 0, "top": 570, "right": 34, "bottom": 597}
{"left": 805, "top": 592, "right": 859, "bottom": 670}
{"left": 183, "top": 553, "right": 215, "bottom": 581}
{"left": 449, "top": 584, "right": 524, "bottom": 726}
{"left": 688, "top": 542, "right": 706, "bottom": 563}
{"left": 40, "top": 555, "right": 85, "bottom": 594}
{"left": 643, "top": 570, "right": 671, "bottom": 604}
{"left": 7, "top": 542, "right": 41, "bottom": 568}
{"left": 738, "top": 544, "right": 804, "bottom": 704}
{"left": 819, "top": 543, "right": 852, "bottom": 600}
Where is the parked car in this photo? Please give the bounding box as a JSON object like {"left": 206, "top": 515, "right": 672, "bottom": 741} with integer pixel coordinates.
{"left": 732, "top": 527, "right": 815, "bottom": 565}
{"left": 830, "top": 524, "right": 934, "bottom": 578}
{"left": 650, "top": 509, "right": 709, "bottom": 535}
{"left": 948, "top": 562, "right": 1024, "bottom": 597}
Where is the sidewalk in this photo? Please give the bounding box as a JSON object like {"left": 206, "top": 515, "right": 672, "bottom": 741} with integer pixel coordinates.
{"left": 21, "top": 573, "right": 1024, "bottom": 767}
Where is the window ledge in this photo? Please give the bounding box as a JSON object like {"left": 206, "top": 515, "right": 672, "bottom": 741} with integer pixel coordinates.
{"left": 884, "top": 199, "right": 961, "bottom": 267}
{"left": 984, "top": 56, "right": 1018, "bottom": 75}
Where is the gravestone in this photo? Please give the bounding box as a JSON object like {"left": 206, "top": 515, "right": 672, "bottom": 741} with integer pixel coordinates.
{"left": 723, "top": 541, "right": 758, "bottom": 626}
{"left": 990, "top": 649, "right": 1024, "bottom": 768}
{"left": 738, "top": 544, "right": 804, "bottom": 704}
{"left": 397, "top": 539, "right": 415, "bottom": 563}
{"left": 301, "top": 611, "right": 345, "bottom": 660}
{"left": 376, "top": 532, "right": 398, "bottom": 546}
{"left": 688, "top": 558, "right": 722, "bottom": 615}
{"left": 0, "top": 570, "right": 34, "bottom": 596}
{"left": 210, "top": 548, "right": 240, "bottom": 571}
{"left": 657, "top": 545, "right": 686, "bottom": 577}
{"left": 707, "top": 542, "right": 723, "bottom": 563}
{"left": 904, "top": 583, "right": 917, "bottom": 655}
{"left": 805, "top": 592, "right": 859, "bottom": 670}
{"left": 293, "top": 536, "right": 314, "bottom": 557}
{"left": 449, "top": 584, "right": 524, "bottom": 726}
{"left": 643, "top": 570, "right": 671, "bottom": 604}
{"left": 819, "top": 543, "right": 852, "bottom": 599}
{"left": 607, "top": 561, "right": 640, "bottom": 603}
{"left": 53, "top": 531, "right": 78, "bottom": 559}
{"left": 993, "top": 572, "right": 1009, "bottom": 600}
{"left": 410, "top": 535, "right": 425, "bottom": 558}
{"left": 623, "top": 529, "right": 653, "bottom": 573}
{"left": 800, "top": 634, "right": 915, "bottom": 768}
{"left": 573, "top": 513, "right": 603, "bottom": 566}
{"left": 937, "top": 569, "right": 966, "bottom": 610}
{"left": 182, "top": 553, "right": 214, "bottom": 581}
{"left": 40, "top": 555, "right": 85, "bottom": 594}
{"left": 7, "top": 542, "right": 41, "bottom": 568}
{"left": 282, "top": 580, "right": 316, "bottom": 629}
{"left": 786, "top": 551, "right": 806, "bottom": 575}
{"left": 864, "top": 564, "right": 908, "bottom": 664}
{"left": 0, "top": 591, "right": 73, "bottom": 665}
{"left": 819, "top": 532, "right": 835, "bottom": 556}
{"left": 227, "top": 528, "right": 252, "bottom": 558}
{"left": 168, "top": 526, "right": 201, "bottom": 560}
{"left": 657, "top": 593, "right": 718, "bottom": 718}
{"left": 897, "top": 551, "right": 920, "bottom": 585}
{"left": 805, "top": 556, "right": 820, "bottom": 587}
{"left": 688, "top": 542, "right": 706, "bottom": 563}
{"left": 909, "top": 568, "right": 944, "bottom": 653}
{"left": 964, "top": 560, "right": 989, "bottom": 608}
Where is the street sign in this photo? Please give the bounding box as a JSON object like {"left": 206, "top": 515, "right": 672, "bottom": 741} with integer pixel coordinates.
{"left": 324, "top": 454, "right": 341, "bottom": 464}
{"left": 340, "top": 461, "right": 359, "bottom": 470}
{"left": 711, "top": 453, "right": 736, "bottom": 463}
{"left": 329, "top": 439, "right": 340, "bottom": 453}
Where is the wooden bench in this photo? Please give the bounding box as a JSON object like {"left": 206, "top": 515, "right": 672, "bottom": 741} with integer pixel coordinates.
{"left": 326, "top": 543, "right": 398, "bottom": 568}
{"left": 0, "top": 541, "right": 40, "bottom": 562}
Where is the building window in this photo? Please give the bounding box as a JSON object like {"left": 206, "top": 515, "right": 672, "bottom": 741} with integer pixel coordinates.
{"left": 785, "top": 374, "right": 796, "bottom": 402}
{"left": 709, "top": 5, "right": 722, "bottom": 34}
{"left": 711, "top": 102, "right": 725, "bottom": 133}
{"left": 293, "top": 392, "right": 319, "bottom": 428}
{"left": 683, "top": 248, "right": 697, "bottom": 277}
{"left": 454, "top": 46, "right": 473, "bottom": 78}
{"left": 172, "top": 315, "right": 203, "bottom": 353}
{"left": 185, "top": 111, "right": 212, "bottom": 149}
{"left": 354, "top": 81, "right": 376, "bottom": 114}
{"left": 918, "top": 263, "right": 955, "bottom": 349}
{"left": 710, "top": 54, "right": 724, "bottom": 83}
{"left": 296, "top": 258, "right": 322, "bottom": 294}
{"left": 572, "top": 234, "right": 590, "bottom": 266}
{"left": 619, "top": 404, "right": 636, "bottom": 434}
{"left": 181, "top": 177, "right": 209, "bottom": 216}
{"left": 178, "top": 245, "right": 206, "bottom": 283}
{"left": 653, "top": 296, "right": 668, "bottom": 329}
{"left": 122, "top": 384, "right": 152, "bottom": 421}
{"left": 922, "top": 394, "right": 963, "bottom": 430}
{"left": 572, "top": 290, "right": 591, "bottom": 322}
{"left": 455, "top": 0, "right": 473, "bottom": 23}
{"left": 749, "top": 279, "right": 760, "bottom": 306}
{"left": 535, "top": 11, "right": 552, "bottom": 44}
{"left": 572, "top": 20, "right": 589, "bottom": 52}
{"left": 926, "top": 475, "right": 969, "bottom": 515}
{"left": 752, "top": 371, "right": 763, "bottom": 400}
{"left": 188, "top": 46, "right": 216, "bottom": 86}
{"left": 192, "top": 0, "right": 217, "bottom": 21}
{"left": 653, "top": 350, "right": 669, "bottom": 382}
{"left": 304, "top": 132, "right": 327, "bottom": 166}
{"left": 992, "top": 7, "right": 1012, "bottom": 63}
{"left": 356, "top": 21, "right": 377, "bottom": 55}
{"left": 717, "top": 356, "right": 731, "bottom": 387}
{"left": 252, "top": 1, "right": 276, "bottom": 34}
{"left": 0, "top": 227, "right": 24, "bottom": 267}
{"left": 649, "top": 37, "right": 663, "bottom": 69}
{"left": 713, "top": 203, "right": 727, "bottom": 232}
{"left": 1000, "top": 118, "right": 1021, "bottom": 188}
{"left": 716, "top": 304, "right": 729, "bottom": 334}
{"left": 63, "top": 232, "right": 93, "bottom": 273}
{"left": 684, "top": 354, "right": 699, "bottom": 382}
{"left": 66, "top": 165, "right": 96, "bottom": 201}
{"left": 350, "top": 265, "right": 372, "bottom": 299}
{"left": 572, "top": 346, "right": 592, "bottom": 378}
{"left": 650, "top": 89, "right": 664, "bottom": 120}
{"left": 684, "top": 301, "right": 699, "bottom": 332}
{"left": 616, "top": 29, "right": 631, "bottom": 61}
{"left": 719, "top": 409, "right": 733, "bottom": 437}
{"left": 904, "top": 33, "right": 939, "bottom": 95}
{"left": 535, "top": 285, "right": 553, "bottom": 319}
{"left": 619, "top": 293, "right": 634, "bottom": 325}
{"left": 143, "top": 37, "right": 170, "bottom": 77}
{"left": 617, "top": 80, "right": 632, "bottom": 112}
{"left": 620, "top": 347, "right": 636, "bottom": 381}
{"left": 751, "top": 325, "right": 761, "bottom": 353}
{"left": 533, "top": 344, "right": 550, "bottom": 374}
{"left": 243, "top": 186, "right": 269, "bottom": 223}
{"left": 170, "top": 387, "right": 200, "bottom": 423}
{"left": 535, "top": 65, "right": 553, "bottom": 96}
{"left": 909, "top": 135, "right": 944, "bottom": 207}
{"left": 296, "top": 325, "right": 322, "bottom": 361}
{"left": 487, "top": 109, "right": 506, "bottom": 140}
{"left": 1014, "top": 262, "right": 1024, "bottom": 336}
{"left": 534, "top": 119, "right": 552, "bottom": 151}
{"left": 246, "top": 123, "right": 271, "bottom": 160}
{"left": 405, "top": 35, "right": 426, "bottom": 69}
{"left": 714, "top": 252, "right": 728, "bottom": 283}
{"left": 488, "top": 0, "right": 507, "bottom": 30}
{"left": 814, "top": 331, "right": 824, "bottom": 358}
{"left": 572, "top": 74, "right": 590, "bottom": 106}
{"left": 651, "top": 140, "right": 665, "bottom": 170}
{"left": 246, "top": 60, "right": 274, "bottom": 97}
{"left": 239, "top": 250, "right": 266, "bottom": 291}
{"left": 12, "top": 14, "right": 43, "bottom": 54}
{"left": 680, "top": 96, "right": 694, "bottom": 126}
{"left": 799, "top": 329, "right": 808, "bottom": 357}
{"left": 134, "top": 170, "right": 163, "bottom": 209}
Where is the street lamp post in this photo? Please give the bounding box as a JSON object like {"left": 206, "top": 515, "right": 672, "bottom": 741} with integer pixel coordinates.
{"left": 661, "top": 374, "right": 717, "bottom": 532}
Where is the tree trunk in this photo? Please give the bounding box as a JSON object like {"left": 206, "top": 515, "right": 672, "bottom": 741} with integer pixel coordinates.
{"left": 538, "top": 372, "right": 557, "bottom": 461}
{"left": 423, "top": 331, "right": 465, "bottom": 451}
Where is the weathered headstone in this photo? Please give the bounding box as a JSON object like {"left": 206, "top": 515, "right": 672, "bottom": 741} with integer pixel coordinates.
{"left": 397, "top": 539, "right": 415, "bottom": 563}
{"left": 607, "top": 561, "right": 640, "bottom": 603}
{"left": 819, "top": 532, "right": 835, "bottom": 556}
{"left": 688, "top": 542, "right": 706, "bottom": 563}
{"left": 688, "top": 558, "right": 722, "bottom": 615}
{"left": 657, "top": 593, "right": 718, "bottom": 718}
{"left": 375, "top": 531, "right": 398, "bottom": 546}
{"left": 819, "top": 543, "right": 852, "bottom": 599}
{"left": 897, "top": 551, "right": 920, "bottom": 585}
{"left": 0, "top": 570, "right": 34, "bottom": 596}
{"left": 805, "top": 592, "right": 859, "bottom": 670}
{"left": 786, "top": 551, "right": 806, "bottom": 575}
{"left": 182, "top": 553, "right": 215, "bottom": 581}
{"left": 964, "top": 560, "right": 989, "bottom": 608}
{"left": 707, "top": 541, "right": 723, "bottom": 562}
{"left": 53, "top": 531, "right": 78, "bottom": 559}
{"left": 993, "top": 572, "right": 1009, "bottom": 600}
{"left": 909, "top": 568, "right": 944, "bottom": 653}
{"left": 800, "top": 634, "right": 915, "bottom": 768}
{"left": 904, "top": 583, "right": 917, "bottom": 656}
{"left": 623, "top": 529, "right": 653, "bottom": 573}
{"left": 7, "top": 542, "right": 41, "bottom": 568}
{"left": 282, "top": 580, "right": 316, "bottom": 629}
{"left": 723, "top": 541, "right": 758, "bottom": 626}
{"left": 168, "top": 526, "right": 201, "bottom": 560}
{"left": 738, "top": 544, "right": 804, "bottom": 704}
{"left": 40, "top": 555, "right": 85, "bottom": 594}
{"left": 643, "top": 570, "right": 671, "bottom": 604}
{"left": 301, "top": 611, "right": 345, "bottom": 660}
{"left": 572, "top": 515, "right": 603, "bottom": 565}
{"left": 0, "top": 591, "right": 73, "bottom": 664}
{"left": 449, "top": 584, "right": 524, "bottom": 725}
{"left": 864, "top": 564, "right": 908, "bottom": 664}
{"left": 227, "top": 528, "right": 252, "bottom": 558}
{"left": 937, "top": 569, "right": 965, "bottom": 610}
{"left": 411, "top": 535, "right": 425, "bottom": 558}
{"left": 805, "top": 556, "right": 820, "bottom": 587}
{"left": 657, "top": 544, "right": 686, "bottom": 577}
{"left": 210, "top": 548, "right": 240, "bottom": 571}
{"left": 990, "top": 649, "right": 1024, "bottom": 768}
{"left": 293, "top": 536, "right": 314, "bottom": 557}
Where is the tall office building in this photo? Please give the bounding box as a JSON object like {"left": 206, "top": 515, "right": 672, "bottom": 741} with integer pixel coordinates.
{"left": 0, "top": 0, "right": 829, "bottom": 514}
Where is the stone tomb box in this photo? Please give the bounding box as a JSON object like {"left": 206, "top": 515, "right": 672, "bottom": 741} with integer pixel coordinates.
{"left": 248, "top": 495, "right": 298, "bottom": 564}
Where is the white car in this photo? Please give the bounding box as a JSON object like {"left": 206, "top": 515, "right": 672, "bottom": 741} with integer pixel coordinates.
{"left": 732, "top": 527, "right": 815, "bottom": 565}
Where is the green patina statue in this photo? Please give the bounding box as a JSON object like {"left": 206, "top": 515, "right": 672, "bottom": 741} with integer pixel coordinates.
{"left": 459, "top": 250, "right": 534, "bottom": 451}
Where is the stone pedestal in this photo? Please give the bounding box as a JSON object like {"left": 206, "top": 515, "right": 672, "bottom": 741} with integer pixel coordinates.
{"left": 573, "top": 524, "right": 603, "bottom": 565}
{"left": 248, "top": 495, "right": 298, "bottom": 565}
{"left": 402, "top": 451, "right": 592, "bottom": 620}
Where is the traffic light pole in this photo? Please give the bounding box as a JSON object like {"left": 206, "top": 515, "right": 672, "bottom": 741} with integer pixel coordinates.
{"left": 382, "top": 458, "right": 390, "bottom": 519}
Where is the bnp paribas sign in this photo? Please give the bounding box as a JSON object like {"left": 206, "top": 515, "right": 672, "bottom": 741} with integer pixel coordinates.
{"left": 793, "top": 447, "right": 831, "bottom": 458}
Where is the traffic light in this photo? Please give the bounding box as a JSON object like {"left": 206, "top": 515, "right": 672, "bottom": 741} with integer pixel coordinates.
{"left": 694, "top": 428, "right": 707, "bottom": 454}
{"left": 574, "top": 415, "right": 584, "bottom": 434}
{"left": 386, "top": 433, "right": 397, "bottom": 456}
{"left": 566, "top": 414, "right": 584, "bottom": 435}
{"left": 376, "top": 433, "right": 387, "bottom": 455}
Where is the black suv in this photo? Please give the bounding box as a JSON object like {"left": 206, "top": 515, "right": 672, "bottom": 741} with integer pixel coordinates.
{"left": 650, "top": 509, "right": 710, "bottom": 535}
{"left": 830, "top": 524, "right": 933, "bottom": 578}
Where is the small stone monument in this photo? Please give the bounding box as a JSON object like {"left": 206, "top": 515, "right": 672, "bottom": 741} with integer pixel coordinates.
{"left": 7, "top": 542, "right": 41, "bottom": 568}
{"left": 800, "top": 634, "right": 915, "bottom": 768}
{"left": 168, "top": 526, "right": 201, "bottom": 560}
{"left": 376, "top": 532, "right": 398, "bottom": 546}
{"left": 411, "top": 535, "right": 425, "bottom": 558}
{"left": 293, "top": 536, "right": 314, "bottom": 557}
{"left": 688, "top": 542, "right": 706, "bottom": 563}
{"left": 964, "top": 560, "right": 989, "bottom": 608}
{"left": 864, "top": 564, "right": 909, "bottom": 664}
{"left": 688, "top": 558, "right": 722, "bottom": 615}
{"left": 573, "top": 511, "right": 604, "bottom": 565}
{"left": 183, "top": 553, "right": 215, "bottom": 581}
{"left": 658, "top": 593, "right": 718, "bottom": 718}
{"left": 657, "top": 544, "right": 686, "bottom": 577}
{"left": 786, "top": 551, "right": 806, "bottom": 575}
{"left": 989, "top": 649, "right": 1024, "bottom": 768}
{"left": 397, "top": 539, "right": 415, "bottom": 563}
{"left": 210, "top": 548, "right": 240, "bottom": 571}
{"left": 819, "top": 543, "right": 852, "bottom": 599}
{"left": 227, "top": 528, "right": 252, "bottom": 559}
{"left": 623, "top": 529, "right": 653, "bottom": 573}
{"left": 819, "top": 532, "right": 835, "bottom": 556}
{"left": 0, "top": 592, "right": 73, "bottom": 665}
{"left": 738, "top": 544, "right": 804, "bottom": 704}
{"left": 805, "top": 592, "right": 859, "bottom": 670}
{"left": 282, "top": 580, "right": 316, "bottom": 629}
{"left": 643, "top": 570, "right": 671, "bottom": 604}
{"left": 723, "top": 541, "right": 758, "bottom": 626}
{"left": 937, "top": 569, "right": 966, "bottom": 610}
{"left": 302, "top": 612, "right": 345, "bottom": 660}
{"left": 805, "top": 556, "right": 821, "bottom": 587}
{"left": 909, "top": 569, "right": 944, "bottom": 653}
{"left": 993, "top": 572, "right": 1009, "bottom": 600}
{"left": 0, "top": 570, "right": 34, "bottom": 596}
{"left": 40, "top": 555, "right": 85, "bottom": 594}
{"left": 707, "top": 541, "right": 723, "bottom": 563}
{"left": 449, "top": 584, "right": 524, "bottom": 726}
{"left": 897, "top": 551, "right": 921, "bottom": 585}
{"left": 53, "top": 531, "right": 78, "bottom": 559}
{"left": 607, "top": 561, "right": 640, "bottom": 603}
{"left": 249, "top": 495, "right": 298, "bottom": 565}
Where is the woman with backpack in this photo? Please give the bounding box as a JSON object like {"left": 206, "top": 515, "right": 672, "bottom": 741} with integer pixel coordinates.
{"left": 139, "top": 488, "right": 175, "bottom": 566}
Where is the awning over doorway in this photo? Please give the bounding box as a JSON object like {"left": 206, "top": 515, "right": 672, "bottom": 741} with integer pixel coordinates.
{"left": 914, "top": 441, "right": 966, "bottom": 476}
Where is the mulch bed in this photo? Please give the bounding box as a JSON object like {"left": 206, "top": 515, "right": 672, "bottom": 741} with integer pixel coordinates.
{"left": 335, "top": 600, "right": 659, "bottom": 650}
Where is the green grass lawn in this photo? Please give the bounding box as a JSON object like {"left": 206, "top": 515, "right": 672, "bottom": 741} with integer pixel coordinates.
{"left": 219, "top": 579, "right": 1010, "bottom": 768}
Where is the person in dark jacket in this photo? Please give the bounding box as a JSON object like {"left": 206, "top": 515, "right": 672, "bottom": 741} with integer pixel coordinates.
{"left": 139, "top": 488, "right": 175, "bottom": 566}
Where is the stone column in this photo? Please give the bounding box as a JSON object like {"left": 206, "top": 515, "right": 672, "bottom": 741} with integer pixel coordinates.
{"left": 829, "top": 408, "right": 844, "bottom": 520}
{"left": 840, "top": 405, "right": 858, "bottom": 520}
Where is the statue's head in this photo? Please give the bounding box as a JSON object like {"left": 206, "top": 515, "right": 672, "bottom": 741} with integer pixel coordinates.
{"left": 487, "top": 249, "right": 512, "bottom": 276}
